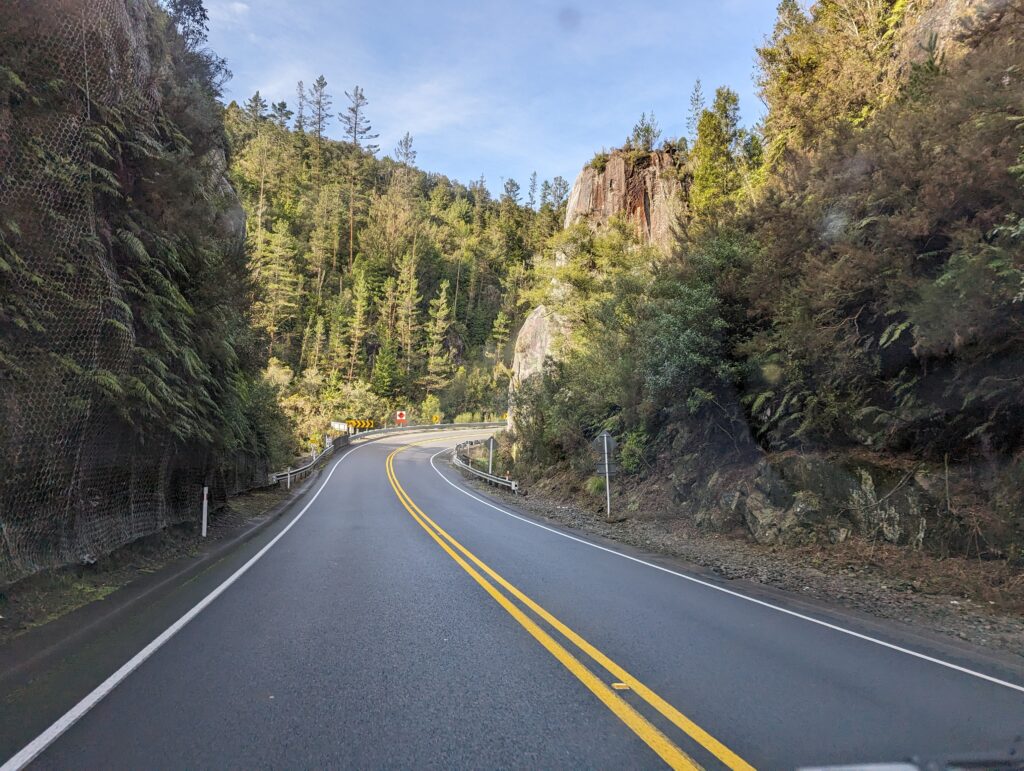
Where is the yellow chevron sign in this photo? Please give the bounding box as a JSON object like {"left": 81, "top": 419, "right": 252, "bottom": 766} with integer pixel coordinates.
{"left": 346, "top": 419, "right": 374, "bottom": 430}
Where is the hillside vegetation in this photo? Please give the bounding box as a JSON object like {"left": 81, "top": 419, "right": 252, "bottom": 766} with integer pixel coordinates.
{"left": 223, "top": 93, "right": 568, "bottom": 444}
{"left": 510, "top": 0, "right": 1024, "bottom": 561}
{"left": 0, "top": 0, "right": 283, "bottom": 583}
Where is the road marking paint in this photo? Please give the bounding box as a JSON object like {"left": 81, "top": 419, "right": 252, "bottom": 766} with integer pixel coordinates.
{"left": 0, "top": 431, "right": 451, "bottom": 771}
{"left": 427, "top": 446, "right": 1024, "bottom": 696}
{"left": 612, "top": 683, "right": 630, "bottom": 690}
{"left": 388, "top": 442, "right": 754, "bottom": 771}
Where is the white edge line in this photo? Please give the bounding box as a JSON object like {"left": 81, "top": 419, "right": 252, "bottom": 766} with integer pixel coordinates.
{"left": 1, "top": 438, "right": 383, "bottom": 771}
{"left": 426, "top": 446, "right": 1024, "bottom": 695}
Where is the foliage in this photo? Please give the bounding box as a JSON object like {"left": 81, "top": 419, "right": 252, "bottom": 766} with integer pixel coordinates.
{"left": 619, "top": 428, "right": 648, "bottom": 474}
{"left": 225, "top": 79, "right": 568, "bottom": 444}
{"left": 512, "top": 0, "right": 1024, "bottom": 561}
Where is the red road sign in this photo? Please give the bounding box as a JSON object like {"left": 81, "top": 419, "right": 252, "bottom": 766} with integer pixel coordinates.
{"left": 396, "top": 410, "right": 407, "bottom": 425}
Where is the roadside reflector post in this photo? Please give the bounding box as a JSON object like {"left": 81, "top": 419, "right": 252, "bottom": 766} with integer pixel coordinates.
{"left": 201, "top": 486, "right": 209, "bottom": 538}
{"left": 286, "top": 467, "right": 291, "bottom": 490}
{"left": 603, "top": 432, "right": 611, "bottom": 521}
{"left": 488, "top": 436, "right": 495, "bottom": 475}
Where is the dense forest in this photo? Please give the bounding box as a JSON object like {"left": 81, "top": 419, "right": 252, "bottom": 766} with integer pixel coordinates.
{"left": 510, "top": 0, "right": 1024, "bottom": 557}
{"left": 223, "top": 86, "right": 569, "bottom": 448}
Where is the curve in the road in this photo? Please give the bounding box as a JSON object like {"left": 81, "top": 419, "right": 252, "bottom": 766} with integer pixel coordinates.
{"left": 386, "top": 438, "right": 754, "bottom": 771}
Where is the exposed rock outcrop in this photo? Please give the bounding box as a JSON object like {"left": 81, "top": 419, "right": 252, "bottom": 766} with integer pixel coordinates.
{"left": 564, "top": 150, "right": 684, "bottom": 252}
{"left": 509, "top": 149, "right": 685, "bottom": 428}
{"left": 678, "top": 452, "right": 937, "bottom": 548}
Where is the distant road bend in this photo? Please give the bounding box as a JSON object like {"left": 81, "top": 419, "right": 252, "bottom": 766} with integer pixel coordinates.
{"left": 4, "top": 429, "right": 1024, "bottom": 769}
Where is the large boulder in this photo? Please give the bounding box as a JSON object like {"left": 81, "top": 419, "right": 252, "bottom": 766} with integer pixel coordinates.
{"left": 507, "top": 305, "right": 564, "bottom": 429}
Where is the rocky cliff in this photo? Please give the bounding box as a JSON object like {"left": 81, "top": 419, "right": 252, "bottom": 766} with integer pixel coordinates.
{"left": 509, "top": 150, "right": 685, "bottom": 425}
{"left": 564, "top": 150, "right": 684, "bottom": 252}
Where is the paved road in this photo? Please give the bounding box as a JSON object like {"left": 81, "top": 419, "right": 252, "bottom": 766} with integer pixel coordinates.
{"left": 4, "top": 430, "right": 1024, "bottom": 769}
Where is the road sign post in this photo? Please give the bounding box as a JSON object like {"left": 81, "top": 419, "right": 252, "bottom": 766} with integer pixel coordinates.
{"left": 592, "top": 430, "right": 617, "bottom": 522}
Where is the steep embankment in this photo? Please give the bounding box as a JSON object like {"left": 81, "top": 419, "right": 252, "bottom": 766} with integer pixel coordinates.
{"left": 507, "top": 0, "right": 1024, "bottom": 568}
{"left": 0, "top": 0, "right": 278, "bottom": 584}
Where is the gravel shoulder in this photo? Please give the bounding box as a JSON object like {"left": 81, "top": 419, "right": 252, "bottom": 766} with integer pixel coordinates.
{"left": 459, "top": 467, "right": 1024, "bottom": 662}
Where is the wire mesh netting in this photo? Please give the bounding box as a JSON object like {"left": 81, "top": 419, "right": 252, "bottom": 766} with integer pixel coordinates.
{"left": 0, "top": 0, "right": 269, "bottom": 585}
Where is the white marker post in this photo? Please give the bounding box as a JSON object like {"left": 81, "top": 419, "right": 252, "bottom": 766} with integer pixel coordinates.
{"left": 201, "top": 486, "right": 209, "bottom": 538}
{"left": 603, "top": 432, "right": 611, "bottom": 521}
{"left": 488, "top": 436, "right": 495, "bottom": 475}
{"left": 286, "top": 467, "right": 291, "bottom": 490}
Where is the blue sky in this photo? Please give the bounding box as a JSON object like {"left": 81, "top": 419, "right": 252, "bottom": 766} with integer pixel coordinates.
{"left": 206, "top": 0, "right": 781, "bottom": 197}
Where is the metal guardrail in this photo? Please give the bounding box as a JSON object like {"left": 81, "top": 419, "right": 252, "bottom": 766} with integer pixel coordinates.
{"left": 452, "top": 439, "right": 519, "bottom": 493}
{"left": 271, "top": 422, "right": 506, "bottom": 488}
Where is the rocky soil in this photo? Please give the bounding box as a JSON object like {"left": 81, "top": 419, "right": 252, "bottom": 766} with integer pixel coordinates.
{"left": 462, "top": 469, "right": 1024, "bottom": 662}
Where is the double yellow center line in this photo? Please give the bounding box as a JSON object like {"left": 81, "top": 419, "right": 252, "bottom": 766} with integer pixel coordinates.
{"left": 385, "top": 439, "right": 754, "bottom": 770}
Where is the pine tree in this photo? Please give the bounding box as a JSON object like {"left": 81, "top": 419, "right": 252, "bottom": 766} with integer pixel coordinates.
{"left": 687, "top": 79, "right": 705, "bottom": 139}
{"left": 325, "top": 293, "right": 350, "bottom": 374}
{"left": 628, "top": 112, "right": 661, "bottom": 152}
{"left": 377, "top": 276, "right": 399, "bottom": 346}
{"left": 394, "top": 131, "right": 416, "bottom": 165}
{"left": 712, "top": 86, "right": 741, "bottom": 152}
{"left": 488, "top": 310, "right": 510, "bottom": 370}
{"left": 340, "top": 85, "right": 378, "bottom": 269}
{"left": 308, "top": 186, "right": 339, "bottom": 302}
{"left": 550, "top": 176, "right": 570, "bottom": 209}
{"left": 251, "top": 225, "right": 302, "bottom": 357}
{"left": 346, "top": 270, "right": 370, "bottom": 380}
{"left": 370, "top": 339, "right": 399, "bottom": 398}
{"left": 299, "top": 313, "right": 326, "bottom": 373}
{"left": 244, "top": 91, "right": 268, "bottom": 122}
{"left": 422, "top": 280, "right": 454, "bottom": 394}
{"left": 341, "top": 85, "right": 379, "bottom": 153}
{"left": 690, "top": 101, "right": 740, "bottom": 225}
{"left": 396, "top": 248, "right": 421, "bottom": 375}
{"left": 294, "top": 80, "right": 306, "bottom": 134}
{"left": 270, "top": 101, "right": 293, "bottom": 128}
{"left": 527, "top": 171, "right": 538, "bottom": 210}
{"left": 308, "top": 75, "right": 332, "bottom": 186}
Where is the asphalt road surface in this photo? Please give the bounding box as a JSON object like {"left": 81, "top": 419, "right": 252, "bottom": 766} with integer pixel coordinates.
{"left": 4, "top": 429, "right": 1024, "bottom": 769}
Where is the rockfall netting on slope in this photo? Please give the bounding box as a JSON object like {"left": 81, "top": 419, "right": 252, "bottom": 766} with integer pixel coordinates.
{"left": 0, "top": 0, "right": 270, "bottom": 584}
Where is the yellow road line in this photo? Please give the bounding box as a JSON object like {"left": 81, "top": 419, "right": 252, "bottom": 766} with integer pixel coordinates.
{"left": 386, "top": 439, "right": 756, "bottom": 770}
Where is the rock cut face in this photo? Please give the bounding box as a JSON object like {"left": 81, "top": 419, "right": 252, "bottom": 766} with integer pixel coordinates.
{"left": 563, "top": 150, "right": 683, "bottom": 252}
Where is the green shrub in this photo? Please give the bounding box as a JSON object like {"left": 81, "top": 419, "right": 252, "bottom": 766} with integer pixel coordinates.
{"left": 584, "top": 476, "right": 606, "bottom": 496}
{"left": 620, "top": 428, "right": 648, "bottom": 474}
{"left": 589, "top": 151, "right": 610, "bottom": 173}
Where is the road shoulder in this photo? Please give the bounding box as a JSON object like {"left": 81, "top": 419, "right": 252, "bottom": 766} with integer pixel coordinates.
{"left": 442, "top": 452, "right": 1024, "bottom": 681}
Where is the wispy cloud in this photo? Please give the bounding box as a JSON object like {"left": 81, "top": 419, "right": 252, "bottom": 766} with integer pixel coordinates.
{"left": 206, "top": 0, "right": 780, "bottom": 194}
